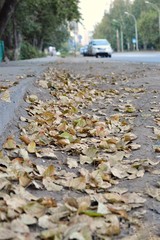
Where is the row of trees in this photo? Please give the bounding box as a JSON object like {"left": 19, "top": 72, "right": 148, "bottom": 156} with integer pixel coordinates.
{"left": 92, "top": 0, "right": 160, "bottom": 51}
{"left": 0, "top": 0, "right": 81, "bottom": 60}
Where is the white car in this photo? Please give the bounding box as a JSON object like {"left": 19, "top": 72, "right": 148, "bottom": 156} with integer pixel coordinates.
{"left": 88, "top": 39, "right": 113, "bottom": 58}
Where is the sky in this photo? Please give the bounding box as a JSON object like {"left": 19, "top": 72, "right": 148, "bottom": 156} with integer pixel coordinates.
{"left": 78, "top": 0, "right": 112, "bottom": 33}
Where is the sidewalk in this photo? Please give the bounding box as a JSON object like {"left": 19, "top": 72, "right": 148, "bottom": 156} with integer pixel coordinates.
{"left": 0, "top": 56, "right": 160, "bottom": 238}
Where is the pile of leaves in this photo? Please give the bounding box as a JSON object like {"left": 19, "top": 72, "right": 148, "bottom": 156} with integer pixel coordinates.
{"left": 0, "top": 67, "right": 159, "bottom": 239}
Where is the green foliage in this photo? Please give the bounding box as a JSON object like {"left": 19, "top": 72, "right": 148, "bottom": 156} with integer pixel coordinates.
{"left": 93, "top": 0, "right": 160, "bottom": 51}
{"left": 20, "top": 42, "right": 44, "bottom": 60}
{"left": 138, "top": 11, "right": 158, "bottom": 46}
{"left": 3, "top": 0, "right": 81, "bottom": 59}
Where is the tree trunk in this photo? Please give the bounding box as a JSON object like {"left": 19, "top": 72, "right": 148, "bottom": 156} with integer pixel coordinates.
{"left": 0, "top": 0, "right": 20, "bottom": 38}
{"left": 13, "top": 15, "right": 22, "bottom": 60}
{"left": 39, "top": 39, "right": 44, "bottom": 51}
{"left": 0, "top": 0, "right": 5, "bottom": 11}
{"left": 143, "top": 42, "right": 147, "bottom": 50}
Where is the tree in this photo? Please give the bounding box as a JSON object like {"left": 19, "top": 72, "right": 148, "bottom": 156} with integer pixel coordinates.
{"left": 93, "top": 0, "right": 160, "bottom": 50}
{"left": 2, "top": 0, "right": 81, "bottom": 59}
{"left": 0, "top": 0, "right": 21, "bottom": 38}
{"left": 93, "top": 0, "right": 132, "bottom": 51}
{"left": 138, "top": 11, "right": 158, "bottom": 49}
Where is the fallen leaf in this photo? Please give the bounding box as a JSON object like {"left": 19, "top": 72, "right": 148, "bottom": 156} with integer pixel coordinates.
{"left": 23, "top": 202, "right": 46, "bottom": 218}
{"left": 27, "top": 141, "right": 36, "bottom": 153}
{"left": 20, "top": 135, "right": 30, "bottom": 144}
{"left": 0, "top": 228, "right": 16, "bottom": 239}
{"left": 69, "top": 176, "right": 86, "bottom": 190}
{"left": 40, "top": 148, "right": 57, "bottom": 159}
{"left": 20, "top": 214, "right": 37, "bottom": 225}
{"left": 43, "top": 177, "right": 63, "bottom": 191}
{"left": 19, "top": 172, "right": 32, "bottom": 187}
{"left": 1, "top": 90, "right": 11, "bottom": 102}
{"left": 43, "top": 165, "right": 55, "bottom": 177}
{"left": 67, "top": 157, "right": 78, "bottom": 168}
{"left": 3, "top": 136, "right": 16, "bottom": 149}
{"left": 11, "top": 218, "right": 30, "bottom": 233}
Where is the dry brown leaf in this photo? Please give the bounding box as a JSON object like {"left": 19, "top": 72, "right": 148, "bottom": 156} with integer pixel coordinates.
{"left": 67, "top": 157, "right": 78, "bottom": 168}
{"left": 146, "top": 186, "right": 160, "bottom": 201}
{"left": 11, "top": 218, "right": 30, "bottom": 233}
{"left": 20, "top": 135, "right": 30, "bottom": 144}
{"left": 20, "top": 214, "right": 37, "bottom": 225}
{"left": 80, "top": 155, "right": 93, "bottom": 164}
{"left": 104, "top": 192, "right": 125, "bottom": 203}
{"left": 19, "top": 148, "right": 30, "bottom": 160}
{"left": 1, "top": 89, "right": 11, "bottom": 102}
{"left": 19, "top": 172, "right": 32, "bottom": 187}
{"left": 23, "top": 202, "right": 46, "bottom": 218}
{"left": 69, "top": 176, "right": 86, "bottom": 190}
{"left": 124, "top": 192, "right": 146, "bottom": 204}
{"left": 40, "top": 148, "right": 57, "bottom": 159}
{"left": 27, "top": 141, "right": 36, "bottom": 153}
{"left": 108, "top": 206, "right": 128, "bottom": 219}
{"left": 43, "top": 165, "right": 55, "bottom": 177}
{"left": 64, "top": 197, "right": 79, "bottom": 212}
{"left": 3, "top": 136, "right": 16, "bottom": 150}
{"left": 111, "top": 164, "right": 128, "bottom": 179}
{"left": 0, "top": 228, "right": 16, "bottom": 239}
{"left": 43, "top": 177, "right": 63, "bottom": 191}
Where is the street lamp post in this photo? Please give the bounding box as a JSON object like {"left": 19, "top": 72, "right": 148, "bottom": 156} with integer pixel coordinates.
{"left": 113, "top": 19, "right": 124, "bottom": 52}
{"left": 125, "top": 12, "right": 139, "bottom": 51}
{"left": 145, "top": 1, "right": 160, "bottom": 38}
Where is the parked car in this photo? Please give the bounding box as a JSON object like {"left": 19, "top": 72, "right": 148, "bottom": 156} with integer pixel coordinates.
{"left": 80, "top": 45, "right": 89, "bottom": 56}
{"left": 87, "top": 39, "right": 113, "bottom": 58}
{"left": 83, "top": 45, "right": 89, "bottom": 56}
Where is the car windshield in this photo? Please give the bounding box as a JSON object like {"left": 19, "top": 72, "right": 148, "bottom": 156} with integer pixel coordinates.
{"left": 92, "top": 40, "right": 109, "bottom": 45}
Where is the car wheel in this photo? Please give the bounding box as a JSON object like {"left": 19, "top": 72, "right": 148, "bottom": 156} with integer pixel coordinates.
{"left": 108, "top": 54, "right": 112, "bottom": 58}
{"left": 96, "top": 54, "right": 99, "bottom": 58}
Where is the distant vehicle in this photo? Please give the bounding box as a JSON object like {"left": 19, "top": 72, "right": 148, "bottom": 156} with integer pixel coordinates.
{"left": 48, "top": 46, "right": 56, "bottom": 56}
{"left": 87, "top": 39, "right": 113, "bottom": 58}
{"left": 80, "top": 47, "right": 84, "bottom": 54}
{"left": 82, "top": 45, "right": 89, "bottom": 56}
{"left": 80, "top": 45, "right": 89, "bottom": 56}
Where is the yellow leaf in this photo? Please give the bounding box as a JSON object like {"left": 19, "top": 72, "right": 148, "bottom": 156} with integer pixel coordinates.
{"left": 104, "top": 193, "right": 125, "bottom": 203}
{"left": 23, "top": 202, "right": 46, "bottom": 218}
{"left": 67, "top": 157, "right": 78, "bottom": 168}
{"left": 43, "top": 177, "right": 62, "bottom": 191}
{"left": 1, "top": 90, "right": 11, "bottom": 102}
{"left": 27, "top": 141, "right": 36, "bottom": 153}
{"left": 27, "top": 94, "right": 38, "bottom": 103}
{"left": 57, "top": 138, "right": 70, "bottom": 146}
{"left": 64, "top": 197, "right": 78, "bottom": 212}
{"left": 80, "top": 155, "right": 93, "bottom": 164}
{"left": 19, "top": 172, "right": 32, "bottom": 187}
{"left": 43, "top": 165, "right": 55, "bottom": 177}
{"left": 57, "top": 122, "right": 67, "bottom": 131}
{"left": 11, "top": 218, "right": 29, "bottom": 233}
{"left": 3, "top": 136, "right": 16, "bottom": 149}
{"left": 69, "top": 176, "right": 86, "bottom": 190}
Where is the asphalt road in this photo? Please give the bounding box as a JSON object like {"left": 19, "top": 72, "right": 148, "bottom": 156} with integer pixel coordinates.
{"left": 111, "top": 51, "right": 160, "bottom": 63}
{"left": 82, "top": 51, "right": 160, "bottom": 63}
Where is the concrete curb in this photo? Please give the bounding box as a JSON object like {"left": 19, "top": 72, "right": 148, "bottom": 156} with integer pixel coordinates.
{"left": 0, "top": 57, "right": 56, "bottom": 140}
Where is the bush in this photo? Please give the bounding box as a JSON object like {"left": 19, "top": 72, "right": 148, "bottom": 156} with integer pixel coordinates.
{"left": 20, "top": 42, "right": 44, "bottom": 60}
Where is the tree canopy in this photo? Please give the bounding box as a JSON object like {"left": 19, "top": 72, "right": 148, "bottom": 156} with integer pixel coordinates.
{"left": 0, "top": 0, "right": 81, "bottom": 59}
{"left": 93, "top": 0, "right": 160, "bottom": 51}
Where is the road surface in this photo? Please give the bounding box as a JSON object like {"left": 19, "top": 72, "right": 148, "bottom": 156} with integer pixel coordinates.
{"left": 82, "top": 51, "right": 160, "bottom": 63}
